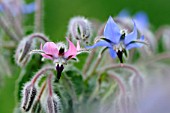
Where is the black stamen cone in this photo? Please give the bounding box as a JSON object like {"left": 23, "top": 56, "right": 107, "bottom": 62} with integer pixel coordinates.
{"left": 120, "top": 32, "right": 125, "bottom": 41}
{"left": 117, "top": 50, "right": 123, "bottom": 63}
{"left": 59, "top": 48, "right": 65, "bottom": 56}
{"left": 55, "top": 64, "right": 64, "bottom": 82}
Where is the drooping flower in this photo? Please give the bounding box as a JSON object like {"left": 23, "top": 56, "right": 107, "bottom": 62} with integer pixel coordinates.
{"left": 87, "top": 16, "right": 146, "bottom": 63}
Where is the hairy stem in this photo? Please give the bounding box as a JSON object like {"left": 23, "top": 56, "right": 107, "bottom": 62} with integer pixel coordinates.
{"left": 98, "top": 64, "right": 140, "bottom": 78}
{"left": 82, "top": 49, "right": 96, "bottom": 76}
{"left": 144, "top": 52, "right": 170, "bottom": 65}
{"left": 31, "top": 65, "right": 54, "bottom": 85}
{"left": 107, "top": 72, "right": 126, "bottom": 95}
{"left": 37, "top": 81, "right": 47, "bottom": 100}
{"left": 29, "top": 33, "right": 49, "bottom": 42}
{"left": 35, "top": 0, "right": 44, "bottom": 32}
{"left": 47, "top": 73, "right": 53, "bottom": 96}
{"left": 87, "top": 47, "right": 107, "bottom": 76}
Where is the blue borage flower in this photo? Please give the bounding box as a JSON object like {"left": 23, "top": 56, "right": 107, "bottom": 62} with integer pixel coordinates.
{"left": 87, "top": 16, "right": 146, "bottom": 63}
{"left": 0, "top": 2, "right": 36, "bottom": 15}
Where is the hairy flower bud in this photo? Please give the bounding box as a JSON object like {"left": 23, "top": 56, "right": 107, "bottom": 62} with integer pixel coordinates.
{"left": 46, "top": 95, "right": 61, "bottom": 113}
{"left": 68, "top": 16, "right": 92, "bottom": 44}
{"left": 15, "top": 33, "right": 49, "bottom": 67}
{"left": 15, "top": 37, "right": 33, "bottom": 67}
{"left": 21, "top": 82, "right": 37, "bottom": 112}
{"left": 45, "top": 74, "right": 61, "bottom": 113}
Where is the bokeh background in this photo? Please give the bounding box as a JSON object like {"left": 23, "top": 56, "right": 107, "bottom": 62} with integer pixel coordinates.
{"left": 0, "top": 0, "right": 170, "bottom": 112}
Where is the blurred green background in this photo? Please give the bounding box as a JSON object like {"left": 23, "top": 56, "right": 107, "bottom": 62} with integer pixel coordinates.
{"left": 0, "top": 0, "right": 170, "bottom": 112}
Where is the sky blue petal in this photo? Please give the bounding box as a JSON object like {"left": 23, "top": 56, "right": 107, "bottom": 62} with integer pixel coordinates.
{"left": 133, "top": 11, "right": 149, "bottom": 30}
{"left": 0, "top": 4, "right": 3, "bottom": 12}
{"left": 124, "top": 20, "right": 138, "bottom": 45}
{"left": 22, "top": 2, "right": 36, "bottom": 14}
{"left": 109, "top": 48, "right": 117, "bottom": 58}
{"left": 118, "top": 9, "right": 130, "bottom": 18}
{"left": 104, "top": 16, "right": 121, "bottom": 44}
{"left": 126, "top": 35, "right": 144, "bottom": 50}
{"left": 86, "top": 41, "right": 112, "bottom": 49}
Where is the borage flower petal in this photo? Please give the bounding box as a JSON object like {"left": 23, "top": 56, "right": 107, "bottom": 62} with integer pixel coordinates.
{"left": 86, "top": 41, "right": 112, "bottom": 49}
{"left": 124, "top": 21, "right": 138, "bottom": 45}
{"left": 42, "top": 42, "right": 59, "bottom": 59}
{"left": 126, "top": 35, "right": 144, "bottom": 50}
{"left": 64, "top": 38, "right": 77, "bottom": 59}
{"left": 134, "top": 12, "right": 149, "bottom": 31}
{"left": 104, "top": 16, "right": 121, "bottom": 44}
{"left": 109, "top": 48, "right": 117, "bottom": 58}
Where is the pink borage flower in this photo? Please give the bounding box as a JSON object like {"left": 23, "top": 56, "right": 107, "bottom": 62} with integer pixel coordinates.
{"left": 30, "top": 38, "right": 78, "bottom": 82}
{"left": 41, "top": 38, "right": 77, "bottom": 62}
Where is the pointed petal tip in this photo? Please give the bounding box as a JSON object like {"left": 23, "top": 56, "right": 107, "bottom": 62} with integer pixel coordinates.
{"left": 76, "top": 40, "right": 81, "bottom": 51}
{"left": 104, "top": 16, "right": 121, "bottom": 44}
{"left": 86, "top": 41, "right": 112, "bottom": 49}
{"left": 65, "top": 38, "right": 77, "bottom": 59}
{"left": 108, "top": 16, "right": 115, "bottom": 23}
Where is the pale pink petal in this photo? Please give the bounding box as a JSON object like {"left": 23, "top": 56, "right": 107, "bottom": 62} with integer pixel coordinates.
{"left": 42, "top": 42, "right": 59, "bottom": 57}
{"left": 65, "top": 38, "right": 77, "bottom": 59}
{"left": 76, "top": 40, "right": 81, "bottom": 51}
{"left": 40, "top": 43, "right": 43, "bottom": 50}
{"left": 41, "top": 53, "right": 53, "bottom": 60}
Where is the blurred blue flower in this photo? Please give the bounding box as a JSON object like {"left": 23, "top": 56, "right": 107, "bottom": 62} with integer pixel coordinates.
{"left": 133, "top": 11, "right": 149, "bottom": 32}
{"left": 0, "top": 1, "right": 36, "bottom": 15}
{"left": 87, "top": 16, "right": 145, "bottom": 63}
{"left": 22, "top": 2, "right": 36, "bottom": 14}
{"left": 118, "top": 9, "right": 130, "bottom": 18}
{"left": 118, "top": 10, "right": 149, "bottom": 32}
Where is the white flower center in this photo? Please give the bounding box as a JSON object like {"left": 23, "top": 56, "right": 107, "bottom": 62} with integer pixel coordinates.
{"left": 113, "top": 42, "right": 125, "bottom": 52}
{"left": 120, "top": 29, "right": 128, "bottom": 36}
{"left": 54, "top": 57, "right": 67, "bottom": 66}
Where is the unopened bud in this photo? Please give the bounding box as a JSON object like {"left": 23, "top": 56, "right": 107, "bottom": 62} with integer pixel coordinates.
{"left": 46, "top": 94, "right": 61, "bottom": 113}
{"left": 68, "top": 16, "right": 92, "bottom": 44}
{"left": 15, "top": 33, "right": 49, "bottom": 67}
{"left": 45, "top": 73, "right": 61, "bottom": 113}
{"left": 15, "top": 37, "right": 33, "bottom": 67}
{"left": 21, "top": 82, "right": 37, "bottom": 112}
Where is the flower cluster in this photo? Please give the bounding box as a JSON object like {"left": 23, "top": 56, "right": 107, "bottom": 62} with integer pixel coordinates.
{"left": 1, "top": 1, "right": 170, "bottom": 113}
